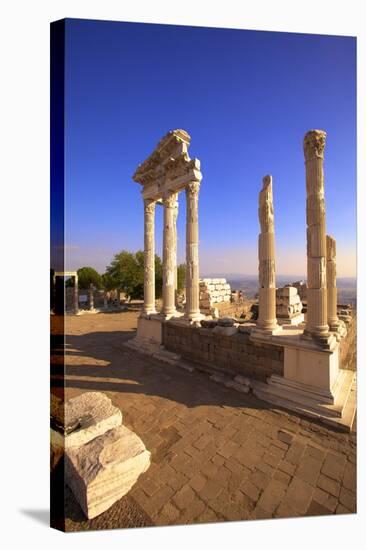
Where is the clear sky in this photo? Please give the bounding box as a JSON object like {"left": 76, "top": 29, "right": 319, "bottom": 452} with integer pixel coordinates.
{"left": 64, "top": 18, "right": 356, "bottom": 277}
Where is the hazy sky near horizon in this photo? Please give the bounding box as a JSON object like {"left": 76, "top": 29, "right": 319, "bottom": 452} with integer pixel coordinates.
{"left": 64, "top": 19, "right": 356, "bottom": 277}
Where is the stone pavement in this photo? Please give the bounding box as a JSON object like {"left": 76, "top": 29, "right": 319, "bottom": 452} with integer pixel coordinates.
{"left": 51, "top": 311, "right": 356, "bottom": 529}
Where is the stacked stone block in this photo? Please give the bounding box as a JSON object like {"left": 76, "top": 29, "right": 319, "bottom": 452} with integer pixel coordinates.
{"left": 199, "top": 278, "right": 231, "bottom": 313}
{"left": 276, "top": 286, "right": 304, "bottom": 325}
{"left": 51, "top": 392, "right": 150, "bottom": 519}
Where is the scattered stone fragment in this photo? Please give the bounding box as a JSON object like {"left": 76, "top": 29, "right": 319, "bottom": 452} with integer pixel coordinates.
{"left": 50, "top": 392, "right": 123, "bottom": 469}
{"left": 65, "top": 425, "right": 151, "bottom": 519}
{"left": 63, "top": 392, "right": 122, "bottom": 449}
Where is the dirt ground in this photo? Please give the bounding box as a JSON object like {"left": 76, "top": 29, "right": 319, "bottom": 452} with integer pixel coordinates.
{"left": 50, "top": 309, "right": 356, "bottom": 531}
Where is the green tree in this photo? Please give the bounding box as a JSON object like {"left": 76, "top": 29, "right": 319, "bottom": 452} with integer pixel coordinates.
{"left": 101, "top": 272, "right": 118, "bottom": 291}
{"left": 177, "top": 263, "right": 186, "bottom": 293}
{"left": 105, "top": 250, "right": 163, "bottom": 299}
{"left": 77, "top": 267, "right": 102, "bottom": 289}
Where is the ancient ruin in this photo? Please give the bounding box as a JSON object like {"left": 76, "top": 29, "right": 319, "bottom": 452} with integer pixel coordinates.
{"left": 276, "top": 286, "right": 304, "bottom": 325}
{"left": 254, "top": 175, "right": 281, "bottom": 334}
{"left": 52, "top": 271, "right": 79, "bottom": 314}
{"left": 51, "top": 392, "right": 150, "bottom": 520}
{"left": 125, "top": 128, "right": 356, "bottom": 431}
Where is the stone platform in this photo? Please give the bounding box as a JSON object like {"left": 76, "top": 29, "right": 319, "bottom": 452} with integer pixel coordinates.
{"left": 52, "top": 311, "right": 357, "bottom": 529}
{"left": 128, "top": 314, "right": 356, "bottom": 432}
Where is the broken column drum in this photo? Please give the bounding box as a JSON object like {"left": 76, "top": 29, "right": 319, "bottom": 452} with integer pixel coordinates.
{"left": 162, "top": 192, "right": 178, "bottom": 317}
{"left": 257, "top": 175, "right": 279, "bottom": 332}
{"left": 326, "top": 234, "right": 340, "bottom": 332}
{"left": 303, "top": 130, "right": 329, "bottom": 340}
{"left": 143, "top": 198, "right": 157, "bottom": 315}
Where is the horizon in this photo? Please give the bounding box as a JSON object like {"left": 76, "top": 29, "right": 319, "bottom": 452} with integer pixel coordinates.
{"left": 63, "top": 19, "right": 356, "bottom": 278}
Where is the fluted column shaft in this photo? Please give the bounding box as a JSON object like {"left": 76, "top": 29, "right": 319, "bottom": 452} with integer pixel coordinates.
{"left": 257, "top": 175, "right": 279, "bottom": 331}
{"left": 143, "top": 199, "right": 156, "bottom": 315}
{"left": 326, "top": 235, "right": 340, "bottom": 331}
{"left": 185, "top": 181, "right": 201, "bottom": 320}
{"left": 162, "top": 192, "right": 178, "bottom": 317}
{"left": 173, "top": 200, "right": 179, "bottom": 306}
{"left": 303, "top": 130, "right": 329, "bottom": 338}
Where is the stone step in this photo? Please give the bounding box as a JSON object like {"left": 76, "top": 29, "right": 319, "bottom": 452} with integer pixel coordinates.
{"left": 152, "top": 347, "right": 181, "bottom": 365}
{"left": 251, "top": 370, "right": 356, "bottom": 432}
{"left": 225, "top": 380, "right": 250, "bottom": 393}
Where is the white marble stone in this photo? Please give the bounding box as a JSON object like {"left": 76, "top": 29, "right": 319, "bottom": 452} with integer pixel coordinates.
{"left": 65, "top": 425, "right": 151, "bottom": 519}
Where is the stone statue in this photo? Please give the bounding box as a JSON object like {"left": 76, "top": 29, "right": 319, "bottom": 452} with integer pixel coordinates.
{"left": 259, "top": 175, "right": 274, "bottom": 233}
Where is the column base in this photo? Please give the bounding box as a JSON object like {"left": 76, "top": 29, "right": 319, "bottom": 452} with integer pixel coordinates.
{"left": 161, "top": 310, "right": 184, "bottom": 321}
{"left": 124, "top": 316, "right": 163, "bottom": 355}
{"left": 184, "top": 311, "right": 206, "bottom": 325}
{"left": 301, "top": 328, "right": 336, "bottom": 350}
{"left": 252, "top": 323, "right": 283, "bottom": 336}
{"left": 140, "top": 309, "right": 157, "bottom": 319}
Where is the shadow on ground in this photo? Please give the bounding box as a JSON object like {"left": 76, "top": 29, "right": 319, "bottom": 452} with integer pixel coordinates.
{"left": 51, "top": 327, "right": 276, "bottom": 413}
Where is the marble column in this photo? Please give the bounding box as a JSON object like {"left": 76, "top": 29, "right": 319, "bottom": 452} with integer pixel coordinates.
{"left": 173, "top": 199, "right": 179, "bottom": 307}
{"left": 303, "top": 130, "right": 329, "bottom": 340}
{"left": 162, "top": 192, "right": 178, "bottom": 317}
{"left": 257, "top": 175, "right": 279, "bottom": 332}
{"left": 143, "top": 198, "right": 157, "bottom": 315}
{"left": 326, "top": 235, "right": 340, "bottom": 331}
{"left": 185, "top": 180, "right": 201, "bottom": 321}
{"left": 89, "top": 283, "right": 94, "bottom": 311}
{"left": 73, "top": 275, "right": 79, "bottom": 314}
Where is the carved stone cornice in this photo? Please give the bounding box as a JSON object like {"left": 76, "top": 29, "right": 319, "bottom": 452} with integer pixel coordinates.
{"left": 303, "top": 129, "right": 327, "bottom": 161}
{"left": 133, "top": 129, "right": 191, "bottom": 184}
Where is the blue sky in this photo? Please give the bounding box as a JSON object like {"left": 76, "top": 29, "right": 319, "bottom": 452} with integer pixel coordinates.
{"left": 64, "top": 19, "right": 356, "bottom": 277}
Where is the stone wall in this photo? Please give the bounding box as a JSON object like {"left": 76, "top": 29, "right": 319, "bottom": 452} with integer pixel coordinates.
{"left": 199, "top": 278, "right": 231, "bottom": 312}
{"left": 339, "top": 315, "right": 356, "bottom": 371}
{"left": 163, "top": 322, "right": 284, "bottom": 381}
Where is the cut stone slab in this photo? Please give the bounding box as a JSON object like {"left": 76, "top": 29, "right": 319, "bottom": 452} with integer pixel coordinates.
{"left": 65, "top": 425, "right": 151, "bottom": 519}
{"left": 54, "top": 392, "right": 122, "bottom": 449}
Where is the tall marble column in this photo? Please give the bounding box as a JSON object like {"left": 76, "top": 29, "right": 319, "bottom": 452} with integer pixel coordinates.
{"left": 173, "top": 198, "right": 179, "bottom": 307}
{"left": 143, "top": 198, "right": 156, "bottom": 315}
{"left": 303, "top": 130, "right": 329, "bottom": 340}
{"left": 73, "top": 275, "right": 79, "bottom": 314}
{"left": 185, "top": 181, "right": 201, "bottom": 321}
{"left": 326, "top": 235, "right": 340, "bottom": 331}
{"left": 162, "top": 192, "right": 178, "bottom": 317}
{"left": 257, "top": 175, "right": 279, "bottom": 332}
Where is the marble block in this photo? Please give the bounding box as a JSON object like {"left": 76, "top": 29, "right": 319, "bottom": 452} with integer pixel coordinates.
{"left": 65, "top": 425, "right": 151, "bottom": 519}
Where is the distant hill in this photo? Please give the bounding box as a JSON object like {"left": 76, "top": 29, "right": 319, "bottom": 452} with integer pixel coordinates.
{"left": 202, "top": 274, "right": 357, "bottom": 304}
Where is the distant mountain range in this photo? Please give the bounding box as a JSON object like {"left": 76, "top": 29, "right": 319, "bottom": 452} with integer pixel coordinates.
{"left": 202, "top": 274, "right": 357, "bottom": 305}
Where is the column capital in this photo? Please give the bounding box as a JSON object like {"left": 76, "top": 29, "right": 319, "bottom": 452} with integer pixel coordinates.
{"left": 303, "top": 129, "right": 327, "bottom": 161}
{"left": 143, "top": 198, "right": 156, "bottom": 214}
{"left": 186, "top": 180, "right": 201, "bottom": 197}
{"left": 162, "top": 191, "right": 178, "bottom": 208}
